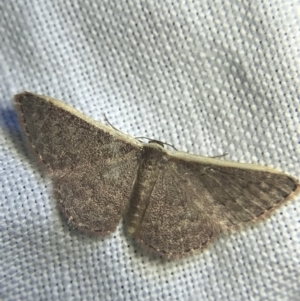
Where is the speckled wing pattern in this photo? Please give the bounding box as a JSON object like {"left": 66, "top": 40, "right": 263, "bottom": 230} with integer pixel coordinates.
{"left": 14, "top": 92, "right": 300, "bottom": 259}
{"left": 133, "top": 154, "right": 300, "bottom": 258}
{"left": 15, "top": 92, "right": 142, "bottom": 235}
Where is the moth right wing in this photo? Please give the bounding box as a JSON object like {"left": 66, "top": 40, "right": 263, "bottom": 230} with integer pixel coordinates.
{"left": 14, "top": 92, "right": 142, "bottom": 235}
{"left": 133, "top": 151, "right": 300, "bottom": 258}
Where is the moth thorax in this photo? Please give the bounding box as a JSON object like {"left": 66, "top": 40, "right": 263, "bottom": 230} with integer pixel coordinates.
{"left": 142, "top": 143, "right": 168, "bottom": 166}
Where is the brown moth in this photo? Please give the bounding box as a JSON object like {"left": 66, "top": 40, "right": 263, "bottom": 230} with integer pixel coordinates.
{"left": 14, "top": 92, "right": 300, "bottom": 258}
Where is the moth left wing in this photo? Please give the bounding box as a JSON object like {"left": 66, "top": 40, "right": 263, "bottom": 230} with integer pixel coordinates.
{"left": 133, "top": 152, "right": 300, "bottom": 258}
{"left": 14, "top": 92, "right": 143, "bottom": 235}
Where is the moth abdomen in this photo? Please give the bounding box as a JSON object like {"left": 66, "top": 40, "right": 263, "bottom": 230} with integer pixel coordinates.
{"left": 127, "top": 143, "right": 168, "bottom": 235}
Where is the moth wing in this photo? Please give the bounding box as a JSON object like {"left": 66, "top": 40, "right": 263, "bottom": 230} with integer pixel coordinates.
{"left": 134, "top": 152, "right": 299, "bottom": 258}
{"left": 15, "top": 92, "right": 142, "bottom": 235}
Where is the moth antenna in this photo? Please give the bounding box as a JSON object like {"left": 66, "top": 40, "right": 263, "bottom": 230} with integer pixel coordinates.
{"left": 103, "top": 114, "right": 120, "bottom": 132}
{"left": 211, "top": 152, "right": 228, "bottom": 159}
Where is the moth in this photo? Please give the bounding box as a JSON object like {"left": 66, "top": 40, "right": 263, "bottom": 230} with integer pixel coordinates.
{"left": 14, "top": 92, "right": 300, "bottom": 258}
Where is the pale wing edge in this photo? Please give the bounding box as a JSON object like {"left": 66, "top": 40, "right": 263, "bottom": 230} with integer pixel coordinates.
{"left": 14, "top": 91, "right": 143, "bottom": 149}
{"left": 168, "top": 149, "right": 299, "bottom": 177}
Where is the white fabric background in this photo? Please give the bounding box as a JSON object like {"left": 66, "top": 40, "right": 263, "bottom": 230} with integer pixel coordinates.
{"left": 1, "top": 1, "right": 299, "bottom": 300}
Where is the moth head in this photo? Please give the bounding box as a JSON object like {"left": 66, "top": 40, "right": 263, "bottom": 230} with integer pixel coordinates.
{"left": 148, "top": 140, "right": 165, "bottom": 148}
{"left": 147, "top": 139, "right": 178, "bottom": 152}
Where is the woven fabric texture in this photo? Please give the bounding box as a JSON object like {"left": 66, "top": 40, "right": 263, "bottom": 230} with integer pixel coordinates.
{"left": 1, "top": 1, "right": 299, "bottom": 300}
